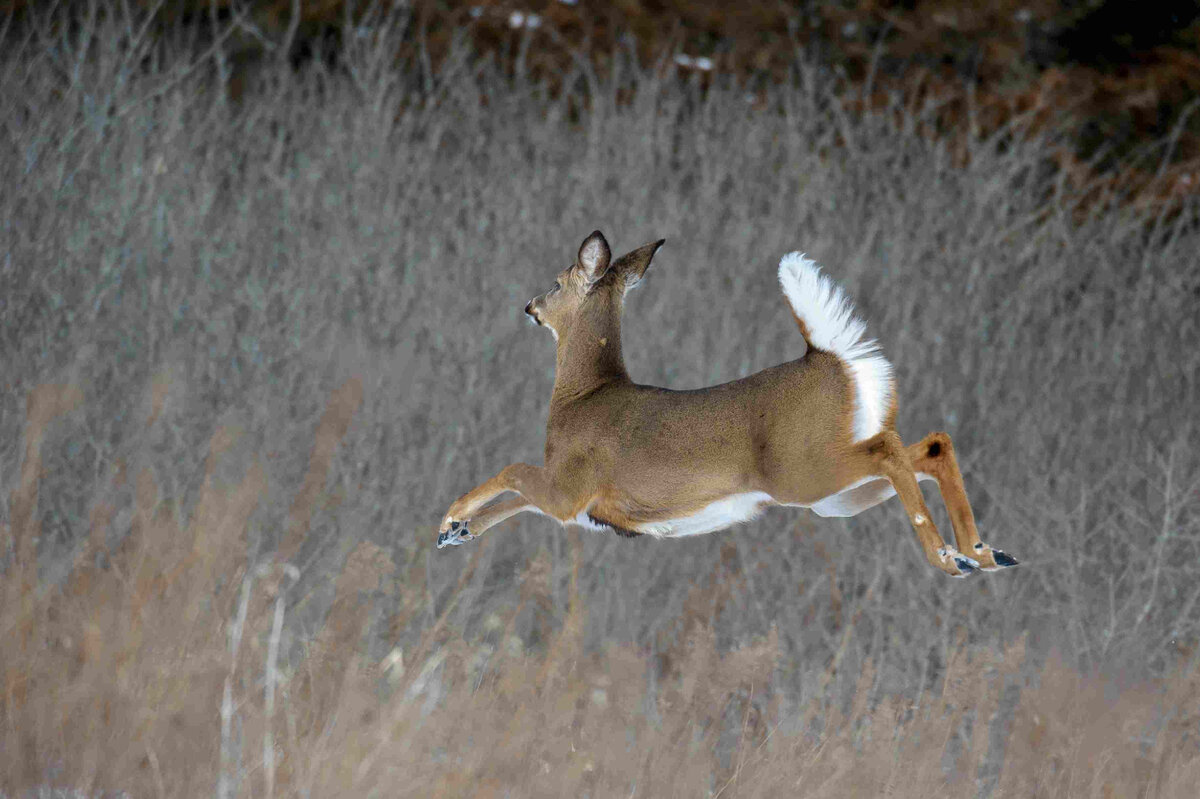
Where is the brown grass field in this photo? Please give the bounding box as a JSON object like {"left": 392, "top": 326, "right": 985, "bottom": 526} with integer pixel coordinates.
{"left": 4, "top": 382, "right": 1200, "bottom": 796}
{"left": 2, "top": 3, "right": 1199, "bottom": 796}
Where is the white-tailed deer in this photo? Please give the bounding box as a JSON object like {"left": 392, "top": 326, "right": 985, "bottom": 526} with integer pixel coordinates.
{"left": 438, "top": 231, "right": 1017, "bottom": 577}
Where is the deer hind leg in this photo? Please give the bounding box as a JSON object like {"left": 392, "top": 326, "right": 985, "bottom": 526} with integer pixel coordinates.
{"left": 438, "top": 463, "right": 574, "bottom": 549}
{"left": 906, "top": 433, "right": 1018, "bottom": 571}
{"left": 855, "top": 430, "right": 980, "bottom": 578}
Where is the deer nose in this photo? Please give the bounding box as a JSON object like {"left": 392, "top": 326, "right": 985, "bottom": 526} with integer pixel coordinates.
{"left": 524, "top": 301, "right": 534, "bottom": 316}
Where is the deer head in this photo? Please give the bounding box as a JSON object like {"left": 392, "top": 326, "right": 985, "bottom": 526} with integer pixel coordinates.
{"left": 524, "top": 230, "right": 664, "bottom": 340}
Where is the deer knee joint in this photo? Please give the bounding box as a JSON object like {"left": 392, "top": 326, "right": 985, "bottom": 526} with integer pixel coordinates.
{"left": 925, "top": 432, "right": 952, "bottom": 460}
{"left": 498, "top": 463, "right": 535, "bottom": 493}
{"left": 865, "top": 430, "right": 905, "bottom": 459}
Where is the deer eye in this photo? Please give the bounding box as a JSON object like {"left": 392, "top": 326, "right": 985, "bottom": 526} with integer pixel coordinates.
{"left": 553, "top": 281, "right": 562, "bottom": 291}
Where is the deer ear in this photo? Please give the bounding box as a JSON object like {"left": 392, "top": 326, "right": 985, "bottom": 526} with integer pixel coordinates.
{"left": 578, "top": 230, "right": 612, "bottom": 283}
{"left": 614, "top": 239, "right": 665, "bottom": 292}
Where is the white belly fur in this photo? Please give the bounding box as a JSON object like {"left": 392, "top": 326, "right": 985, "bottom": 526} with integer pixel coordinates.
{"left": 637, "top": 491, "right": 775, "bottom": 538}
{"left": 807, "top": 472, "right": 934, "bottom": 518}
{"left": 571, "top": 471, "right": 935, "bottom": 537}
{"left": 570, "top": 511, "right": 612, "bottom": 532}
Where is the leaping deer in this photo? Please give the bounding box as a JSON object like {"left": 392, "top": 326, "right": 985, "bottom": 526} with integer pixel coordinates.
{"left": 437, "top": 231, "right": 1017, "bottom": 577}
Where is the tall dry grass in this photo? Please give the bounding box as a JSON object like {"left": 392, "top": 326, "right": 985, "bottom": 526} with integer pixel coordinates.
{"left": 4, "top": 381, "right": 1200, "bottom": 797}
{"left": 2, "top": 3, "right": 1199, "bottom": 795}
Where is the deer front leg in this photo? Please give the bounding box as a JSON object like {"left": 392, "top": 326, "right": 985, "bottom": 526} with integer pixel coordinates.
{"left": 436, "top": 497, "right": 533, "bottom": 548}
{"left": 437, "top": 463, "right": 574, "bottom": 549}
{"left": 859, "top": 431, "right": 979, "bottom": 578}
{"left": 907, "top": 433, "right": 1018, "bottom": 571}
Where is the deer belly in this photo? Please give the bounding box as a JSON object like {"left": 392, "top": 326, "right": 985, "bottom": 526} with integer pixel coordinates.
{"left": 637, "top": 491, "right": 775, "bottom": 538}
{"left": 808, "top": 480, "right": 895, "bottom": 517}
{"left": 806, "top": 473, "right": 933, "bottom": 518}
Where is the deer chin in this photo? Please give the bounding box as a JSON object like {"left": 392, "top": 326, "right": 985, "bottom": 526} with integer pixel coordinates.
{"left": 525, "top": 308, "right": 559, "bottom": 340}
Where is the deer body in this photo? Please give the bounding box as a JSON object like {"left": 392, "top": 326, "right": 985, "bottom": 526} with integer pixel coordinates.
{"left": 546, "top": 358, "right": 858, "bottom": 532}
{"left": 438, "top": 231, "right": 1017, "bottom": 578}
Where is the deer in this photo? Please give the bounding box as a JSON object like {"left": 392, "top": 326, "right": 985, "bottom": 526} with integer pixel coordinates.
{"left": 437, "top": 231, "right": 1017, "bottom": 578}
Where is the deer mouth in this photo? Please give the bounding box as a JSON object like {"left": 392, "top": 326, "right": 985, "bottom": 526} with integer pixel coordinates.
{"left": 525, "top": 301, "right": 542, "bottom": 325}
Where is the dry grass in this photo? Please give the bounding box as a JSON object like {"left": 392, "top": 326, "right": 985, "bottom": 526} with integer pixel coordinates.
{"left": 4, "top": 382, "right": 1200, "bottom": 797}
{"left": 3, "top": 4, "right": 1200, "bottom": 796}
{"left": 9, "top": 0, "right": 1199, "bottom": 197}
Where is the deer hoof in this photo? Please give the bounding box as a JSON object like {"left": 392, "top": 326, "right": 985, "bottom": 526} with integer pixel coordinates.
{"left": 938, "top": 546, "right": 979, "bottom": 578}
{"left": 436, "top": 520, "right": 474, "bottom": 549}
{"left": 951, "top": 555, "right": 979, "bottom": 577}
{"left": 973, "top": 542, "right": 1020, "bottom": 570}
{"left": 992, "top": 549, "right": 1019, "bottom": 568}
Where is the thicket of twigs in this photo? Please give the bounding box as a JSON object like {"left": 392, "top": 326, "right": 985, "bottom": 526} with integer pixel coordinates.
{"left": 8, "top": 0, "right": 1199, "bottom": 199}
{"left": 2, "top": 3, "right": 1199, "bottom": 795}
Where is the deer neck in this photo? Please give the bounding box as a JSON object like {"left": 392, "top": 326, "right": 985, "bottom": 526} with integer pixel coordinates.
{"left": 551, "top": 296, "right": 627, "bottom": 405}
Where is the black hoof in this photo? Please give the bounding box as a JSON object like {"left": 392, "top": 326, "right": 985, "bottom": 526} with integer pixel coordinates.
{"left": 437, "top": 521, "right": 473, "bottom": 550}
{"left": 953, "top": 556, "right": 979, "bottom": 576}
{"left": 993, "top": 550, "right": 1019, "bottom": 567}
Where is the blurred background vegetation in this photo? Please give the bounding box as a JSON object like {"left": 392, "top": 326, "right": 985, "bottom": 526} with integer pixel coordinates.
{"left": 7, "top": 0, "right": 1199, "bottom": 198}
{"left": 1, "top": 1, "right": 1198, "bottom": 795}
